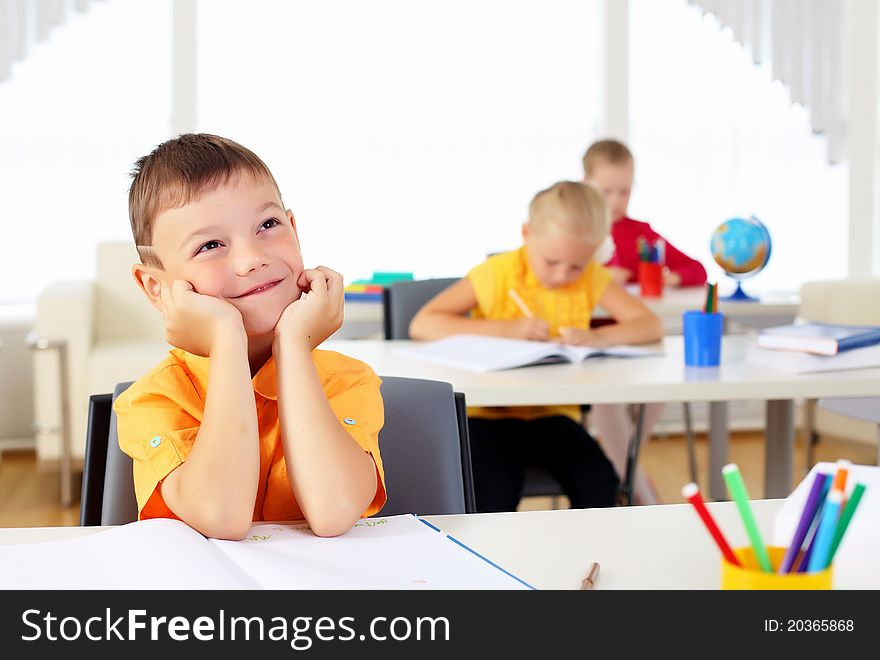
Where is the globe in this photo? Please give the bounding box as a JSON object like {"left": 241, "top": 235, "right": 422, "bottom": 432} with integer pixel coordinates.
{"left": 710, "top": 215, "right": 771, "bottom": 301}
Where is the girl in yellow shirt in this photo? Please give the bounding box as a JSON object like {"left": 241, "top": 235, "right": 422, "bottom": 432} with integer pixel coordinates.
{"left": 410, "top": 181, "right": 664, "bottom": 512}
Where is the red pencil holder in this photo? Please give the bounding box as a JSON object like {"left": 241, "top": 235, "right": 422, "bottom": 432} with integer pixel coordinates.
{"left": 638, "top": 262, "right": 663, "bottom": 297}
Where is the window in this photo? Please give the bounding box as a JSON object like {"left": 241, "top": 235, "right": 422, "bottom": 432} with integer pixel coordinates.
{"left": 196, "top": 0, "right": 602, "bottom": 282}
{"left": 0, "top": 0, "right": 172, "bottom": 303}
{"left": 629, "top": 0, "right": 847, "bottom": 292}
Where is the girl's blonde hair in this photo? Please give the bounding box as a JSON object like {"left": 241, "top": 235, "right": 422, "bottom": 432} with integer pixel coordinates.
{"left": 527, "top": 181, "right": 610, "bottom": 243}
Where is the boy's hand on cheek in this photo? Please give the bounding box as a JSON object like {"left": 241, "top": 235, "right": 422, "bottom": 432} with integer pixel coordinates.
{"left": 275, "top": 267, "right": 344, "bottom": 350}
{"left": 159, "top": 280, "right": 244, "bottom": 356}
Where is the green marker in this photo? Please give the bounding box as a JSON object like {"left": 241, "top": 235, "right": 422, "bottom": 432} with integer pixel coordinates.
{"left": 827, "top": 483, "right": 867, "bottom": 564}
{"left": 722, "top": 464, "right": 772, "bottom": 572}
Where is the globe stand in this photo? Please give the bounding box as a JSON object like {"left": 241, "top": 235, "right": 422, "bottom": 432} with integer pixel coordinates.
{"left": 722, "top": 280, "right": 759, "bottom": 302}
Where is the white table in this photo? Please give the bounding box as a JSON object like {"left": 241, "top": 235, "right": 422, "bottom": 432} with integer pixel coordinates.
{"left": 0, "top": 500, "right": 872, "bottom": 589}
{"left": 325, "top": 336, "right": 880, "bottom": 500}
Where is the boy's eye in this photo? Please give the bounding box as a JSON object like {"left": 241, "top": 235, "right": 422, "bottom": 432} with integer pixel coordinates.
{"left": 260, "top": 218, "right": 280, "bottom": 231}
{"left": 197, "top": 240, "right": 223, "bottom": 254}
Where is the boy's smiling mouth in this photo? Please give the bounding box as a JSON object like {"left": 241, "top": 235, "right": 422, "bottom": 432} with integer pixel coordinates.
{"left": 233, "top": 278, "right": 284, "bottom": 298}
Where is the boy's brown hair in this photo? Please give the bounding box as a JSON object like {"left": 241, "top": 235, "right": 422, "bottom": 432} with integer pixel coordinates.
{"left": 528, "top": 181, "right": 609, "bottom": 242}
{"left": 582, "top": 139, "right": 633, "bottom": 177}
{"left": 128, "top": 133, "right": 282, "bottom": 268}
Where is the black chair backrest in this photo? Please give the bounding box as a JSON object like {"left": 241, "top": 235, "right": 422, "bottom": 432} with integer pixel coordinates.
{"left": 80, "top": 376, "right": 475, "bottom": 525}
{"left": 377, "top": 376, "right": 475, "bottom": 515}
{"left": 80, "top": 393, "right": 113, "bottom": 526}
{"left": 383, "top": 278, "right": 459, "bottom": 339}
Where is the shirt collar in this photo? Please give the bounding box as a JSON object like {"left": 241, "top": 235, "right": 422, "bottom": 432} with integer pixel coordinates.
{"left": 183, "top": 351, "right": 279, "bottom": 401}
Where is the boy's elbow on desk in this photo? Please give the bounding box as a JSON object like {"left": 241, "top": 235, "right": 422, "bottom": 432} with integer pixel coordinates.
{"left": 181, "top": 506, "right": 254, "bottom": 541}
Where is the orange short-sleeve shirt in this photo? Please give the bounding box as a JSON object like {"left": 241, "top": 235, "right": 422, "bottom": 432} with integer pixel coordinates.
{"left": 465, "top": 246, "right": 612, "bottom": 421}
{"left": 113, "top": 348, "right": 386, "bottom": 522}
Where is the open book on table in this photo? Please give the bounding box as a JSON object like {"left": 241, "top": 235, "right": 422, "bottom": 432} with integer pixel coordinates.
{"left": 0, "top": 514, "right": 532, "bottom": 590}
{"left": 394, "top": 334, "right": 661, "bottom": 372}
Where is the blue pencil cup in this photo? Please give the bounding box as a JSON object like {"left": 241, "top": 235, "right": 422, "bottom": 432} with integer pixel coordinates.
{"left": 683, "top": 311, "right": 723, "bottom": 366}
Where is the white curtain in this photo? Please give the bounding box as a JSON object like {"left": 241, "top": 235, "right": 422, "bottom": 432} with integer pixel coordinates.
{"left": 630, "top": 0, "right": 847, "bottom": 292}
{"left": 690, "top": 0, "right": 846, "bottom": 163}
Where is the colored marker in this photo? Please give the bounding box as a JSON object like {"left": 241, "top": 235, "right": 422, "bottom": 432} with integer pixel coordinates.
{"left": 723, "top": 464, "right": 772, "bottom": 572}
{"left": 779, "top": 471, "right": 830, "bottom": 574}
{"left": 807, "top": 489, "right": 843, "bottom": 572}
{"left": 827, "top": 482, "right": 867, "bottom": 565}
{"left": 797, "top": 464, "right": 839, "bottom": 572}
{"left": 682, "top": 482, "right": 740, "bottom": 566}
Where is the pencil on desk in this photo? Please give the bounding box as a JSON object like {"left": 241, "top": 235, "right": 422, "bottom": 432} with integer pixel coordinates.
{"left": 508, "top": 288, "right": 534, "bottom": 318}
{"left": 682, "top": 482, "right": 740, "bottom": 566}
{"left": 580, "top": 561, "right": 600, "bottom": 590}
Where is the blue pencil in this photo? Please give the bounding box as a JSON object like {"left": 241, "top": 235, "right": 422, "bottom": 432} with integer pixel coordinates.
{"left": 779, "top": 471, "right": 830, "bottom": 573}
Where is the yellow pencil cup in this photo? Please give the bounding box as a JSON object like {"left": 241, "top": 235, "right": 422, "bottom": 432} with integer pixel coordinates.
{"left": 721, "top": 546, "right": 832, "bottom": 590}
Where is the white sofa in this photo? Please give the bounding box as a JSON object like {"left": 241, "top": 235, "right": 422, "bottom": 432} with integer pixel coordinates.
{"left": 33, "top": 242, "right": 170, "bottom": 468}
{"left": 798, "top": 278, "right": 880, "bottom": 464}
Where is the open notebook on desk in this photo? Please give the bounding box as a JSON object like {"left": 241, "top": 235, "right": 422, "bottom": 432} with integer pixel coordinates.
{"left": 394, "top": 334, "right": 661, "bottom": 372}
{"left": 0, "top": 514, "right": 532, "bottom": 590}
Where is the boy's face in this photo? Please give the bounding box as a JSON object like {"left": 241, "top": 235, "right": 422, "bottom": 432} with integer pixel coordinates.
{"left": 145, "top": 172, "right": 305, "bottom": 336}
{"left": 522, "top": 224, "right": 598, "bottom": 289}
{"left": 585, "top": 159, "right": 633, "bottom": 221}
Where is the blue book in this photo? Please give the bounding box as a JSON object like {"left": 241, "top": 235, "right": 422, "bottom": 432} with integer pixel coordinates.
{"left": 757, "top": 322, "right": 880, "bottom": 356}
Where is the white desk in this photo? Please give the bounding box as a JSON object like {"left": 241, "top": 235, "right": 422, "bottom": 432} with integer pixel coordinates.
{"left": 0, "top": 500, "right": 872, "bottom": 588}
{"left": 325, "top": 336, "right": 880, "bottom": 500}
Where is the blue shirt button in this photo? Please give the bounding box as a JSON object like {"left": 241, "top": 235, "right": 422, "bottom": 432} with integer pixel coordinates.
{"left": 343, "top": 418, "right": 356, "bottom": 425}
{"left": 149, "top": 436, "right": 161, "bottom": 448}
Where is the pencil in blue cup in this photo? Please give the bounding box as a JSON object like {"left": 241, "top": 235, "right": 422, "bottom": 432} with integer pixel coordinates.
{"left": 778, "top": 471, "right": 830, "bottom": 573}
{"left": 722, "top": 463, "right": 772, "bottom": 572}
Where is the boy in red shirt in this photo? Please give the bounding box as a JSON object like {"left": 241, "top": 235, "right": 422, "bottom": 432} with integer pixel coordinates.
{"left": 583, "top": 139, "right": 707, "bottom": 287}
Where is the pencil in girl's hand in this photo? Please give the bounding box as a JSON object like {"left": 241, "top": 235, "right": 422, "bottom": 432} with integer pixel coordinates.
{"left": 507, "top": 288, "right": 534, "bottom": 319}
{"left": 682, "top": 482, "right": 740, "bottom": 566}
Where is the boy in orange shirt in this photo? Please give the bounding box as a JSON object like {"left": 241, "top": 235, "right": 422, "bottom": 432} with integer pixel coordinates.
{"left": 410, "top": 181, "right": 664, "bottom": 512}
{"left": 114, "top": 134, "right": 385, "bottom": 539}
